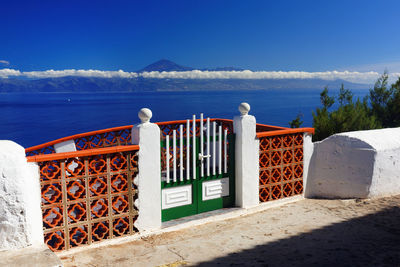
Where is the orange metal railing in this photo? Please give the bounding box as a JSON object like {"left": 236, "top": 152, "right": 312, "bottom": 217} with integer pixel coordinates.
{"left": 25, "top": 119, "right": 235, "bottom": 157}
{"left": 25, "top": 126, "right": 133, "bottom": 156}
{"left": 257, "top": 128, "right": 314, "bottom": 203}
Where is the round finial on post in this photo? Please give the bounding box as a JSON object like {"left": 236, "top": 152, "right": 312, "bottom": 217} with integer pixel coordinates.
{"left": 138, "top": 108, "right": 152, "bottom": 123}
{"left": 238, "top": 102, "right": 250, "bottom": 115}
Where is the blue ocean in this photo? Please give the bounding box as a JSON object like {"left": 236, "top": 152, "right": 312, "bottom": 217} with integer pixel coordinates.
{"left": 0, "top": 89, "right": 368, "bottom": 148}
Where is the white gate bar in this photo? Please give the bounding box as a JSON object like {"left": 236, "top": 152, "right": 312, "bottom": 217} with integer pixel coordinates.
{"left": 200, "top": 113, "right": 204, "bottom": 177}
{"left": 224, "top": 128, "right": 227, "bottom": 173}
{"left": 186, "top": 119, "right": 190, "bottom": 180}
{"left": 206, "top": 117, "right": 210, "bottom": 176}
{"left": 218, "top": 125, "right": 222, "bottom": 174}
{"left": 192, "top": 115, "right": 196, "bottom": 180}
{"left": 166, "top": 135, "right": 170, "bottom": 183}
{"left": 212, "top": 121, "right": 216, "bottom": 175}
{"left": 180, "top": 125, "right": 183, "bottom": 182}
{"left": 173, "top": 130, "right": 177, "bottom": 182}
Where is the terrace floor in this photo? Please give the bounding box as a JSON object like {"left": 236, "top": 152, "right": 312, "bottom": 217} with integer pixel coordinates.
{"left": 59, "top": 195, "right": 400, "bottom": 266}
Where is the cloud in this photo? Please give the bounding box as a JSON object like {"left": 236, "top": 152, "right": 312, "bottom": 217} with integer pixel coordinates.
{"left": 0, "top": 60, "right": 10, "bottom": 66}
{"left": 0, "top": 68, "right": 22, "bottom": 78}
{"left": 141, "top": 70, "right": 400, "bottom": 84}
{"left": 22, "top": 69, "right": 139, "bottom": 79}
{"left": 1, "top": 68, "right": 399, "bottom": 84}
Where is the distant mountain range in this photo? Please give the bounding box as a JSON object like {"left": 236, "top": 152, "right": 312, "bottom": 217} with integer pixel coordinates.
{"left": 138, "top": 59, "right": 244, "bottom": 72}
{"left": 0, "top": 60, "right": 369, "bottom": 93}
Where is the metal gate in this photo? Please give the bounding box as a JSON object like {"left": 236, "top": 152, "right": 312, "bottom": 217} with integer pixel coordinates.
{"left": 160, "top": 114, "right": 235, "bottom": 221}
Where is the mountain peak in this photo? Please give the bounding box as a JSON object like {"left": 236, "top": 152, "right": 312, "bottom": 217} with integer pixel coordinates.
{"left": 139, "top": 59, "right": 193, "bottom": 72}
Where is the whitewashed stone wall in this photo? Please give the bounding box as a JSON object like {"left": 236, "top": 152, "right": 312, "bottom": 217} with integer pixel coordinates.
{"left": 305, "top": 128, "right": 400, "bottom": 199}
{"left": 302, "top": 133, "right": 313, "bottom": 194}
{"left": 0, "top": 141, "right": 43, "bottom": 251}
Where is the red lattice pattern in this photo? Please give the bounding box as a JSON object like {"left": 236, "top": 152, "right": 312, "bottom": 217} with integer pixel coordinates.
{"left": 38, "top": 148, "right": 139, "bottom": 251}
{"left": 74, "top": 130, "right": 131, "bottom": 150}
{"left": 259, "top": 133, "right": 304, "bottom": 202}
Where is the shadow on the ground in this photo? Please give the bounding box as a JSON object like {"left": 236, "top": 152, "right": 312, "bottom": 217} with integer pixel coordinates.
{"left": 195, "top": 206, "right": 400, "bottom": 267}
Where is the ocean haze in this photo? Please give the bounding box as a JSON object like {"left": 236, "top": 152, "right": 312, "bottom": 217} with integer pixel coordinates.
{"left": 0, "top": 76, "right": 369, "bottom": 93}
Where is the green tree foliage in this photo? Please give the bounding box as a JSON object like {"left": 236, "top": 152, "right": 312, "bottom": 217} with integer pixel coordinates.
{"left": 289, "top": 113, "right": 304, "bottom": 128}
{"left": 369, "top": 71, "right": 392, "bottom": 126}
{"left": 312, "top": 84, "right": 379, "bottom": 141}
{"left": 311, "top": 87, "right": 335, "bottom": 140}
{"left": 386, "top": 77, "right": 400, "bottom": 126}
{"left": 291, "top": 73, "right": 400, "bottom": 141}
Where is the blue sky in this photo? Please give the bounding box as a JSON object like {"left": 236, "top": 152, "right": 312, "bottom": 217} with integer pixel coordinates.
{"left": 1, "top": 0, "right": 400, "bottom": 75}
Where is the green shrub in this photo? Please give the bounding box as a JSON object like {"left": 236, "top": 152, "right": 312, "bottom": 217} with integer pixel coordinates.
{"left": 290, "top": 73, "right": 400, "bottom": 141}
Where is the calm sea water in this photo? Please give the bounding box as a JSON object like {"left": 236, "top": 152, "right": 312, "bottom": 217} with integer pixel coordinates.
{"left": 0, "top": 89, "right": 368, "bottom": 148}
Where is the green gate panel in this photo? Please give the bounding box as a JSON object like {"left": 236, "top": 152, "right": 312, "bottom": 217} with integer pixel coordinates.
{"left": 161, "top": 133, "right": 235, "bottom": 222}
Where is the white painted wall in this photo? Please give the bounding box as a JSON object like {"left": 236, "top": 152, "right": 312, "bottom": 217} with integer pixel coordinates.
{"left": 305, "top": 128, "right": 400, "bottom": 199}
{"left": 302, "top": 133, "right": 313, "bottom": 195}
{"left": 0, "top": 141, "right": 43, "bottom": 251}
{"left": 233, "top": 103, "right": 259, "bottom": 208}
{"left": 131, "top": 108, "right": 162, "bottom": 231}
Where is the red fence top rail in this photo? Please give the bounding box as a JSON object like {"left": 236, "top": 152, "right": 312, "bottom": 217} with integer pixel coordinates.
{"left": 24, "top": 118, "right": 234, "bottom": 154}
{"left": 26, "top": 144, "right": 139, "bottom": 162}
{"left": 25, "top": 125, "right": 133, "bottom": 154}
{"left": 256, "top": 127, "right": 315, "bottom": 138}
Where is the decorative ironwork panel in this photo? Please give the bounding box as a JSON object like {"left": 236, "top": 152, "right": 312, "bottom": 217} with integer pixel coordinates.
{"left": 26, "top": 128, "right": 132, "bottom": 156}
{"left": 74, "top": 129, "right": 131, "bottom": 151}
{"left": 259, "top": 133, "right": 304, "bottom": 202}
{"left": 26, "top": 120, "right": 233, "bottom": 157}
{"left": 27, "top": 146, "right": 56, "bottom": 157}
{"left": 38, "top": 148, "right": 139, "bottom": 251}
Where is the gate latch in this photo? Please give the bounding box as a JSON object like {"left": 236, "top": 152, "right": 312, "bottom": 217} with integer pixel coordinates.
{"left": 198, "top": 153, "right": 211, "bottom": 161}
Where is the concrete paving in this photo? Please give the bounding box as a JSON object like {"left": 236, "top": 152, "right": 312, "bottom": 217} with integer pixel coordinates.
{"left": 0, "top": 244, "right": 62, "bottom": 267}
{"left": 59, "top": 195, "right": 400, "bottom": 266}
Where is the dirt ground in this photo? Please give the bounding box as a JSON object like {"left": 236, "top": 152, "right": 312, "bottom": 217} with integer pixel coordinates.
{"left": 60, "top": 195, "right": 400, "bottom": 267}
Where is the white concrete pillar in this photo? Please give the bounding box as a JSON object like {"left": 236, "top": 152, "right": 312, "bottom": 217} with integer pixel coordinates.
{"left": 0, "top": 141, "right": 44, "bottom": 251}
{"left": 131, "top": 108, "right": 162, "bottom": 231}
{"left": 233, "top": 103, "right": 259, "bottom": 208}
{"left": 302, "top": 133, "right": 314, "bottom": 197}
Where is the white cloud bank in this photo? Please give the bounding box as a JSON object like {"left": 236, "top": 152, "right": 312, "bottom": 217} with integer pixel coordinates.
{"left": 23, "top": 69, "right": 139, "bottom": 79}
{"left": 0, "top": 69, "right": 138, "bottom": 79}
{"left": 0, "top": 60, "right": 10, "bottom": 65}
{"left": 141, "top": 70, "right": 400, "bottom": 84}
{"left": 0, "top": 68, "right": 22, "bottom": 78}
{"left": 1, "top": 68, "right": 400, "bottom": 84}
